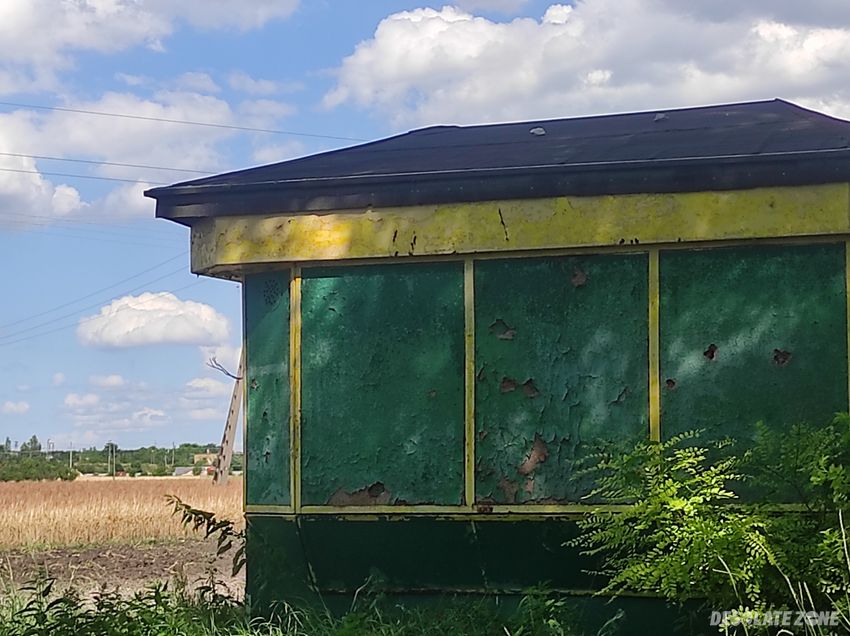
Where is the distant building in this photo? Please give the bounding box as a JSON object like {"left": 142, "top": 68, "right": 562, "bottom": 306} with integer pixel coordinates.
{"left": 193, "top": 452, "right": 218, "bottom": 466}
{"left": 172, "top": 467, "right": 194, "bottom": 477}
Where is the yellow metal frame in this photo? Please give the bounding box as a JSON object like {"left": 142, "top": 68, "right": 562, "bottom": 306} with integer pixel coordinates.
{"left": 648, "top": 249, "right": 661, "bottom": 442}
{"left": 464, "top": 259, "right": 476, "bottom": 508}
{"left": 193, "top": 183, "right": 850, "bottom": 274}
{"left": 290, "top": 267, "right": 302, "bottom": 513}
{"left": 844, "top": 240, "right": 850, "bottom": 411}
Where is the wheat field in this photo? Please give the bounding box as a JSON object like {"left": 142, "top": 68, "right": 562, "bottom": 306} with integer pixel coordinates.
{"left": 0, "top": 477, "right": 243, "bottom": 550}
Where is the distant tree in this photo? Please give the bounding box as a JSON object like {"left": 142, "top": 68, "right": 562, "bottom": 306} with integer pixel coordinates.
{"left": 3, "top": 437, "right": 10, "bottom": 452}
{"left": 20, "top": 435, "right": 41, "bottom": 454}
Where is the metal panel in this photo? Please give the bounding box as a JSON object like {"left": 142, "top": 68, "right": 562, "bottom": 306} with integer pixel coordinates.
{"left": 474, "top": 254, "right": 649, "bottom": 504}
{"left": 300, "top": 262, "right": 465, "bottom": 506}
{"left": 244, "top": 271, "right": 291, "bottom": 506}
{"left": 660, "top": 243, "right": 848, "bottom": 441}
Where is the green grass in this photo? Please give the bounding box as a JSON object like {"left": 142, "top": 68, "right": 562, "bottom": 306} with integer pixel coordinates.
{"left": 0, "top": 579, "right": 622, "bottom": 636}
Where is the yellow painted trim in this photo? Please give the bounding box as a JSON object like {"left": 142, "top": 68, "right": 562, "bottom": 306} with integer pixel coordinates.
{"left": 290, "top": 267, "right": 302, "bottom": 512}
{"left": 648, "top": 249, "right": 661, "bottom": 443}
{"left": 246, "top": 504, "right": 295, "bottom": 515}
{"left": 190, "top": 183, "right": 850, "bottom": 273}
{"left": 464, "top": 259, "right": 476, "bottom": 509}
{"left": 299, "top": 505, "right": 472, "bottom": 515}
{"left": 846, "top": 241, "right": 850, "bottom": 415}
{"left": 241, "top": 292, "right": 248, "bottom": 514}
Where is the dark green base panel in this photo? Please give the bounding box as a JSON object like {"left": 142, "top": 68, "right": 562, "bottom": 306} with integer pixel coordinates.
{"left": 246, "top": 515, "right": 715, "bottom": 635}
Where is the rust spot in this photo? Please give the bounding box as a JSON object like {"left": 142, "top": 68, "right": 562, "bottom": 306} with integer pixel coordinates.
{"left": 498, "top": 475, "right": 519, "bottom": 502}
{"left": 327, "top": 482, "right": 391, "bottom": 506}
{"left": 500, "top": 377, "right": 518, "bottom": 393}
{"left": 250, "top": 379, "right": 258, "bottom": 390}
{"left": 665, "top": 378, "right": 676, "bottom": 390}
{"left": 489, "top": 318, "right": 516, "bottom": 340}
{"left": 773, "top": 349, "right": 792, "bottom": 366}
{"left": 524, "top": 478, "right": 535, "bottom": 495}
{"left": 476, "top": 504, "right": 494, "bottom": 514}
{"left": 478, "top": 429, "right": 488, "bottom": 441}
{"left": 518, "top": 434, "right": 549, "bottom": 476}
{"left": 570, "top": 267, "right": 587, "bottom": 288}
{"left": 427, "top": 389, "right": 437, "bottom": 398}
{"left": 521, "top": 379, "right": 540, "bottom": 398}
{"left": 392, "top": 229, "right": 398, "bottom": 243}
{"left": 618, "top": 238, "right": 625, "bottom": 245}
{"left": 703, "top": 343, "right": 718, "bottom": 361}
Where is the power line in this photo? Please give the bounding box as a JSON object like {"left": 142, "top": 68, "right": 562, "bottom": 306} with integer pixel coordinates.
{"left": 0, "top": 265, "right": 189, "bottom": 342}
{"left": 0, "top": 211, "right": 181, "bottom": 239}
{"left": 0, "top": 251, "right": 188, "bottom": 330}
{"left": 2, "top": 220, "right": 182, "bottom": 249}
{"left": 0, "top": 151, "right": 214, "bottom": 175}
{"left": 0, "top": 280, "right": 208, "bottom": 347}
{"left": 0, "top": 100, "right": 367, "bottom": 142}
{"left": 4, "top": 215, "right": 182, "bottom": 243}
{"left": 0, "top": 166, "right": 168, "bottom": 185}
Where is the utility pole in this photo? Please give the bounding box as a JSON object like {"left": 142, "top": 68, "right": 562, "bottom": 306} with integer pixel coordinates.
{"left": 214, "top": 349, "right": 244, "bottom": 485}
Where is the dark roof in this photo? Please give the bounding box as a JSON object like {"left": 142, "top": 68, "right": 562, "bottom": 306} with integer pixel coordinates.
{"left": 147, "top": 99, "right": 850, "bottom": 224}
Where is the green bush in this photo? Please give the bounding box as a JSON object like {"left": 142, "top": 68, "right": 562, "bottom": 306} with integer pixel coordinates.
{"left": 573, "top": 416, "right": 850, "bottom": 632}
{"left": 0, "top": 457, "right": 77, "bottom": 481}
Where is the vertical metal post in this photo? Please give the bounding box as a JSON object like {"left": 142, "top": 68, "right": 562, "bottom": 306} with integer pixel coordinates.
{"left": 214, "top": 349, "right": 245, "bottom": 485}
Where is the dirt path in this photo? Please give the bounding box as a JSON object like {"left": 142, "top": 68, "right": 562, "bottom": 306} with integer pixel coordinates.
{"left": 0, "top": 539, "right": 244, "bottom": 599}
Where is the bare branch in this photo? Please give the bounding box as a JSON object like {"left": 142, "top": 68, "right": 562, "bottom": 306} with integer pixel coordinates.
{"left": 206, "top": 356, "right": 242, "bottom": 380}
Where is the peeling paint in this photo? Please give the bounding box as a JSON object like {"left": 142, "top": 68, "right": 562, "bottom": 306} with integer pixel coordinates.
{"left": 474, "top": 254, "right": 648, "bottom": 504}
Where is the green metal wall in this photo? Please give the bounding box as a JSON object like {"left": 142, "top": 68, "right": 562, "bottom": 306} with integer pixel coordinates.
{"left": 474, "top": 254, "right": 648, "bottom": 503}
{"left": 244, "top": 271, "right": 290, "bottom": 506}
{"left": 660, "top": 243, "right": 848, "bottom": 442}
{"left": 300, "top": 263, "right": 465, "bottom": 506}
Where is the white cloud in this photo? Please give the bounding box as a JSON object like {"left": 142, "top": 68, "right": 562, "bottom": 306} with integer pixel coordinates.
{"left": 188, "top": 408, "right": 221, "bottom": 420}
{"left": 251, "top": 140, "right": 306, "bottom": 165}
{"left": 173, "top": 71, "right": 220, "bottom": 94}
{"left": 454, "top": 0, "right": 531, "bottom": 13}
{"left": 2, "top": 401, "right": 30, "bottom": 415}
{"left": 186, "top": 377, "right": 231, "bottom": 397}
{"left": 325, "top": 2, "right": 850, "bottom": 127}
{"left": 90, "top": 374, "right": 127, "bottom": 388}
{"left": 227, "top": 71, "right": 299, "bottom": 95}
{"left": 0, "top": 88, "right": 237, "bottom": 227}
{"left": 77, "top": 292, "right": 230, "bottom": 348}
{"left": 0, "top": 1, "right": 299, "bottom": 95}
{"left": 64, "top": 393, "right": 100, "bottom": 408}
{"left": 52, "top": 372, "right": 65, "bottom": 386}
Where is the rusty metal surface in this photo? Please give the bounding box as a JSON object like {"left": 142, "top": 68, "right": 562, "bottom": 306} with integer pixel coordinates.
{"left": 474, "top": 254, "right": 649, "bottom": 504}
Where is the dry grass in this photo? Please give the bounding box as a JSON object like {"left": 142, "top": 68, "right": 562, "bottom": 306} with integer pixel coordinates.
{"left": 0, "top": 477, "right": 243, "bottom": 550}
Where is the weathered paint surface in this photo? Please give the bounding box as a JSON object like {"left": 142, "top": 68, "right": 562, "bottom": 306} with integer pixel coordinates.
{"left": 300, "top": 262, "right": 465, "bottom": 505}
{"left": 660, "top": 244, "right": 848, "bottom": 444}
{"left": 190, "top": 183, "right": 850, "bottom": 274}
{"left": 474, "top": 255, "right": 649, "bottom": 503}
{"left": 244, "top": 272, "right": 291, "bottom": 506}
{"left": 245, "top": 515, "right": 314, "bottom": 613}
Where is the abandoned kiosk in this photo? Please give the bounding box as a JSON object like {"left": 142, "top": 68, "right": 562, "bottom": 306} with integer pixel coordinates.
{"left": 146, "top": 99, "right": 850, "bottom": 610}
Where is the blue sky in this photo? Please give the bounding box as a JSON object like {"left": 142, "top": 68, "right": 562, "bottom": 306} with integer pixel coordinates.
{"left": 2, "top": 0, "right": 850, "bottom": 450}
